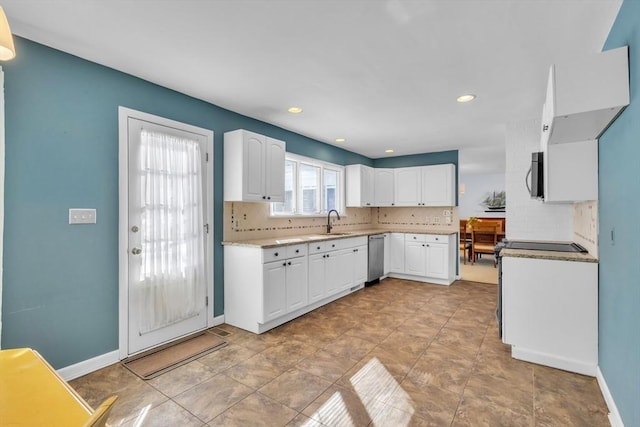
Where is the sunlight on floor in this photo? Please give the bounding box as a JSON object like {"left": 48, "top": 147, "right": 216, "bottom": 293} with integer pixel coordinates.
{"left": 305, "top": 357, "right": 415, "bottom": 426}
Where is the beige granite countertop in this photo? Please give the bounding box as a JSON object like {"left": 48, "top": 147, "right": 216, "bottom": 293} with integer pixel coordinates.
{"left": 222, "top": 228, "right": 456, "bottom": 248}
{"left": 500, "top": 248, "right": 598, "bottom": 263}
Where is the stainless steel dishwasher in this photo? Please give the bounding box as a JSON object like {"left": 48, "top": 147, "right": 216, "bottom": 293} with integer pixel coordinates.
{"left": 367, "top": 234, "right": 385, "bottom": 284}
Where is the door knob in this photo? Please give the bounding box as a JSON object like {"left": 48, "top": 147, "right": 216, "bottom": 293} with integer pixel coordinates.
{"left": 131, "top": 247, "right": 142, "bottom": 255}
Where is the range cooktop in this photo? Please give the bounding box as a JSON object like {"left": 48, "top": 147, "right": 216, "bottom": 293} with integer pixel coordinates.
{"left": 504, "top": 241, "right": 588, "bottom": 253}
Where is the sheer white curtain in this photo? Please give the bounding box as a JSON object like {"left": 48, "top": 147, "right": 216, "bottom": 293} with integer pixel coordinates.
{"left": 138, "top": 129, "right": 205, "bottom": 334}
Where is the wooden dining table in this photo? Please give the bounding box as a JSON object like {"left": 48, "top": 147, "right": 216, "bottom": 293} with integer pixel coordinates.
{"left": 0, "top": 348, "right": 94, "bottom": 426}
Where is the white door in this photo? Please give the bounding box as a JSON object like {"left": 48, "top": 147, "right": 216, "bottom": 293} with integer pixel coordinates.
{"left": 426, "top": 244, "right": 448, "bottom": 279}
{"left": 243, "top": 131, "right": 267, "bottom": 202}
{"left": 285, "top": 257, "right": 308, "bottom": 312}
{"left": 262, "top": 261, "right": 286, "bottom": 322}
{"left": 265, "top": 137, "right": 286, "bottom": 202}
{"left": 124, "top": 115, "right": 210, "bottom": 355}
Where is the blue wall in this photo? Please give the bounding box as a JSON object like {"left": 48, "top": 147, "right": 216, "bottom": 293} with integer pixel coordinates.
{"left": 600, "top": 2, "right": 640, "bottom": 425}
{"left": 1, "top": 37, "right": 454, "bottom": 369}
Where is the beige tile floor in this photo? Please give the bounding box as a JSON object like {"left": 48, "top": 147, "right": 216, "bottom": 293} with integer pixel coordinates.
{"left": 70, "top": 278, "right": 609, "bottom": 426}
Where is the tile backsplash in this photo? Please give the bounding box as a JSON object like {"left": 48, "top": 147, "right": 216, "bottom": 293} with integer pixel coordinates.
{"left": 224, "top": 202, "right": 458, "bottom": 241}
{"left": 573, "top": 201, "right": 598, "bottom": 257}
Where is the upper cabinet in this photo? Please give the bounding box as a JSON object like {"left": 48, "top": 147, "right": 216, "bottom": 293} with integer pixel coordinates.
{"left": 346, "top": 164, "right": 374, "bottom": 207}
{"left": 395, "top": 164, "right": 455, "bottom": 207}
{"left": 373, "top": 168, "right": 395, "bottom": 206}
{"left": 224, "top": 130, "right": 286, "bottom": 202}
{"left": 541, "top": 46, "right": 629, "bottom": 146}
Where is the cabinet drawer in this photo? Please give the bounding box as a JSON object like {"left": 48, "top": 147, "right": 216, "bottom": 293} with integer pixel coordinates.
{"left": 405, "top": 233, "right": 426, "bottom": 243}
{"left": 308, "top": 242, "right": 327, "bottom": 254}
{"left": 424, "top": 234, "right": 448, "bottom": 244}
{"left": 263, "top": 247, "right": 287, "bottom": 263}
{"left": 325, "top": 236, "right": 368, "bottom": 251}
{"left": 286, "top": 244, "right": 307, "bottom": 258}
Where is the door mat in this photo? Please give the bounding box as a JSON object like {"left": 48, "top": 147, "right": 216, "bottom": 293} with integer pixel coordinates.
{"left": 122, "top": 332, "right": 227, "bottom": 380}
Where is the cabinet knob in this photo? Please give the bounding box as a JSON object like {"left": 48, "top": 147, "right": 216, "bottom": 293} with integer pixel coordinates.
{"left": 316, "top": 246, "right": 320, "bottom": 250}
{"left": 267, "top": 196, "right": 271, "bottom": 200}
{"left": 542, "top": 124, "right": 549, "bottom": 132}
{"left": 392, "top": 203, "right": 395, "bottom": 206}
{"left": 262, "top": 196, "right": 266, "bottom": 199}
{"left": 332, "top": 244, "right": 335, "bottom": 248}
{"left": 283, "top": 262, "right": 287, "bottom": 266}
{"left": 274, "top": 252, "right": 279, "bottom": 257}
{"left": 326, "top": 254, "right": 330, "bottom": 258}
{"left": 288, "top": 261, "right": 291, "bottom": 265}
{"left": 295, "top": 249, "right": 299, "bottom": 253}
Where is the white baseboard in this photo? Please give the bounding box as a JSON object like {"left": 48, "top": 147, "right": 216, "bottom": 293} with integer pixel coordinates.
{"left": 212, "top": 314, "right": 225, "bottom": 326}
{"left": 57, "top": 350, "right": 120, "bottom": 382}
{"left": 597, "top": 366, "right": 625, "bottom": 427}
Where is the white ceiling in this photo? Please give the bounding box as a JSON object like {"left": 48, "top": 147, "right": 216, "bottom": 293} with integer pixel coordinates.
{"left": 3, "top": 0, "right": 622, "bottom": 173}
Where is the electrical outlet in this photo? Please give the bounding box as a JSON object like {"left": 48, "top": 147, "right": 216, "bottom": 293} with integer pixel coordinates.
{"left": 69, "top": 208, "right": 97, "bottom": 224}
{"left": 433, "top": 217, "right": 440, "bottom": 224}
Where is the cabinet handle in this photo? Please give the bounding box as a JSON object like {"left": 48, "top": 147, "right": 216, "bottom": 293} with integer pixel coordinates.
{"left": 542, "top": 124, "right": 549, "bottom": 132}
{"left": 288, "top": 261, "right": 291, "bottom": 265}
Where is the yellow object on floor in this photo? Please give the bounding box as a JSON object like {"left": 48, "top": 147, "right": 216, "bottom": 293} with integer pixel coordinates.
{"left": 0, "top": 348, "right": 102, "bottom": 426}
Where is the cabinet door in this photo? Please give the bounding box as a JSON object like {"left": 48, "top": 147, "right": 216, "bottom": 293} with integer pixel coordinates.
{"left": 374, "top": 169, "right": 395, "bottom": 206}
{"left": 389, "top": 233, "right": 405, "bottom": 273}
{"left": 353, "top": 245, "right": 368, "bottom": 285}
{"left": 285, "top": 257, "right": 308, "bottom": 313}
{"left": 324, "top": 252, "right": 341, "bottom": 296}
{"left": 421, "top": 164, "right": 455, "bottom": 206}
{"left": 405, "top": 241, "right": 426, "bottom": 276}
{"left": 425, "top": 243, "right": 448, "bottom": 279}
{"left": 362, "top": 165, "right": 374, "bottom": 206}
{"left": 265, "top": 137, "right": 286, "bottom": 202}
{"left": 242, "top": 132, "right": 267, "bottom": 202}
{"left": 394, "top": 168, "right": 421, "bottom": 206}
{"left": 262, "top": 261, "right": 286, "bottom": 322}
{"left": 383, "top": 234, "right": 390, "bottom": 275}
{"left": 307, "top": 253, "right": 326, "bottom": 303}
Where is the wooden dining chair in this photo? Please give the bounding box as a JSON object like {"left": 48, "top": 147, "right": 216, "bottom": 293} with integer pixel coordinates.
{"left": 471, "top": 223, "right": 498, "bottom": 267}
{"left": 459, "top": 220, "right": 471, "bottom": 264}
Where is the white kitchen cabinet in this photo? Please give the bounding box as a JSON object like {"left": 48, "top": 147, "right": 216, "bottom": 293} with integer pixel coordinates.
{"left": 502, "top": 256, "right": 598, "bottom": 376}
{"left": 346, "top": 164, "right": 374, "bottom": 207}
{"left": 353, "top": 245, "right": 368, "bottom": 285}
{"left": 224, "top": 236, "right": 366, "bottom": 334}
{"left": 394, "top": 165, "right": 455, "bottom": 207}
{"left": 383, "top": 233, "right": 390, "bottom": 276}
{"left": 389, "top": 233, "right": 405, "bottom": 273}
{"left": 421, "top": 164, "right": 456, "bottom": 206}
{"left": 542, "top": 139, "right": 598, "bottom": 203}
{"left": 224, "top": 129, "right": 286, "bottom": 202}
{"left": 405, "top": 234, "right": 427, "bottom": 276}
{"left": 388, "top": 233, "right": 456, "bottom": 285}
{"left": 374, "top": 168, "right": 395, "bottom": 206}
{"left": 394, "top": 167, "right": 422, "bottom": 206}
{"left": 541, "top": 46, "right": 629, "bottom": 146}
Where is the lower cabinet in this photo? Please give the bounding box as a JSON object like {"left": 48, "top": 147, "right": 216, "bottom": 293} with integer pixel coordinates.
{"left": 225, "top": 236, "right": 367, "bottom": 334}
{"left": 390, "top": 233, "right": 456, "bottom": 285}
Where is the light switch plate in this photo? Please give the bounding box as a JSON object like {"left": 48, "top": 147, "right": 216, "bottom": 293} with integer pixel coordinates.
{"left": 69, "top": 208, "right": 97, "bottom": 224}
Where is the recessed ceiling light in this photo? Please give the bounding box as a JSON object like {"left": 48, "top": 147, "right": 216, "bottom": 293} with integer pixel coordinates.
{"left": 287, "top": 107, "right": 303, "bottom": 114}
{"left": 456, "top": 94, "right": 476, "bottom": 103}
{"left": 385, "top": 149, "right": 394, "bottom": 154}
{"left": 335, "top": 138, "right": 346, "bottom": 143}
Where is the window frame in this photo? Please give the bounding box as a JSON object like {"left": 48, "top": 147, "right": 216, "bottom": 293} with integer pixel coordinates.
{"left": 270, "top": 153, "right": 345, "bottom": 217}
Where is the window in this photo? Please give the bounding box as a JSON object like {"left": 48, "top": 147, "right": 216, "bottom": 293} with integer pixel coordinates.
{"left": 271, "top": 154, "right": 344, "bottom": 216}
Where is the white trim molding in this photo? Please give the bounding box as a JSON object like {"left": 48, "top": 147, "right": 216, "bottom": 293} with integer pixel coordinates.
{"left": 596, "top": 366, "right": 625, "bottom": 427}
{"left": 57, "top": 350, "right": 120, "bottom": 382}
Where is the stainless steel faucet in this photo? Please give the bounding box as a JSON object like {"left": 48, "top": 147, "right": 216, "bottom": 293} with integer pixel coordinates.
{"left": 326, "top": 209, "right": 341, "bottom": 233}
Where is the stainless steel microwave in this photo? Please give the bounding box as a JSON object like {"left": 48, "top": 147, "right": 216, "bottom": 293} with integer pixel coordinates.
{"left": 527, "top": 152, "right": 544, "bottom": 199}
